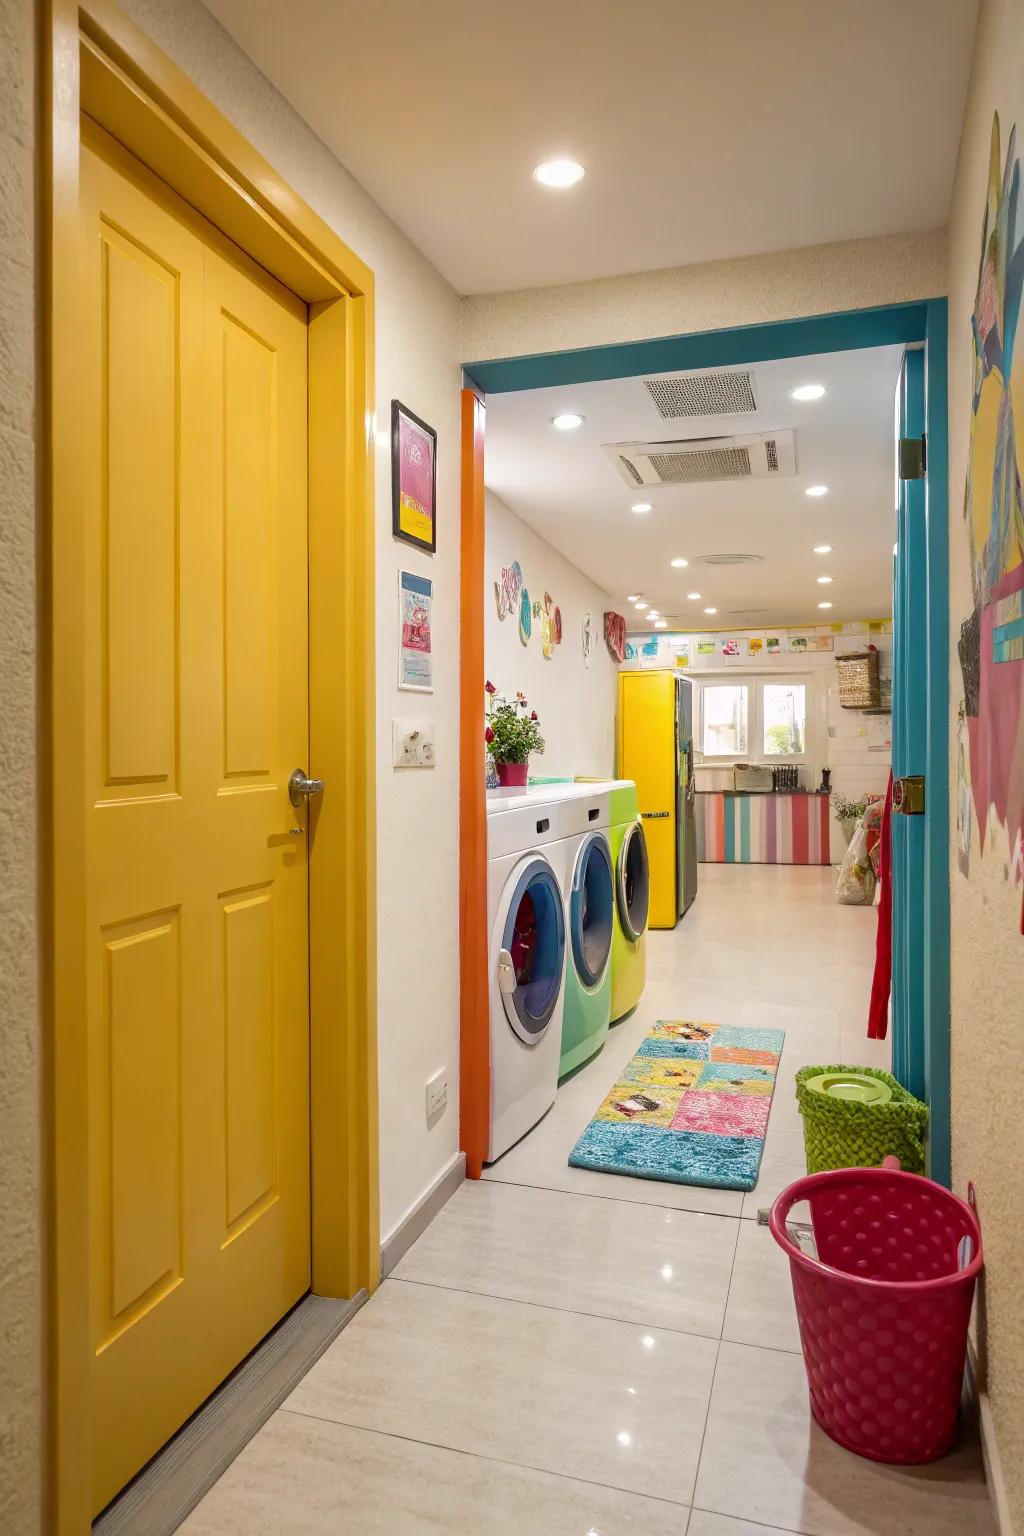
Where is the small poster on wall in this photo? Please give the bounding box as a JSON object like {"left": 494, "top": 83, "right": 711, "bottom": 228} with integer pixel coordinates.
{"left": 697, "top": 639, "right": 716, "bottom": 657}
{"left": 391, "top": 400, "right": 437, "bottom": 554}
{"left": 748, "top": 637, "right": 764, "bottom": 658}
{"left": 398, "top": 570, "right": 433, "bottom": 691}
{"left": 766, "top": 636, "right": 783, "bottom": 656}
{"left": 789, "top": 635, "right": 809, "bottom": 653}
{"left": 812, "top": 634, "right": 835, "bottom": 652}
{"left": 719, "top": 638, "right": 741, "bottom": 658}
{"left": 672, "top": 640, "right": 689, "bottom": 668}
{"left": 640, "top": 636, "right": 659, "bottom": 657}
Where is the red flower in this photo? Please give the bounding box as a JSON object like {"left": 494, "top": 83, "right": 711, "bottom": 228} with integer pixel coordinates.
{"left": 484, "top": 680, "right": 497, "bottom": 695}
{"left": 530, "top": 711, "right": 538, "bottom": 721}
{"left": 484, "top": 726, "right": 495, "bottom": 744}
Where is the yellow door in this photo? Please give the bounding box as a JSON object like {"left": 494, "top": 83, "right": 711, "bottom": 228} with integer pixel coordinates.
{"left": 80, "top": 127, "right": 311, "bottom": 1514}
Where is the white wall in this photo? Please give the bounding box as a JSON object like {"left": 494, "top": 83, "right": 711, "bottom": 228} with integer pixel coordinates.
{"left": 461, "top": 230, "right": 948, "bottom": 364}
{"left": 486, "top": 492, "right": 618, "bottom": 777}
{"left": 118, "top": 0, "right": 463, "bottom": 1242}
{"left": 947, "top": 0, "right": 1024, "bottom": 1524}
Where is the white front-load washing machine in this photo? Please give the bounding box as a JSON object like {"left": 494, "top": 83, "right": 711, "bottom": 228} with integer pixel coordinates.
{"left": 485, "top": 787, "right": 577, "bottom": 1162}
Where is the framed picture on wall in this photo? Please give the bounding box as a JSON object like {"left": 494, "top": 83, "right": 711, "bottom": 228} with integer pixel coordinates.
{"left": 398, "top": 570, "right": 433, "bottom": 692}
{"left": 391, "top": 400, "right": 437, "bottom": 554}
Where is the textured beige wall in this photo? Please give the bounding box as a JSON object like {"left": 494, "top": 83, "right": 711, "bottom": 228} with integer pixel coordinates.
{"left": 0, "top": 0, "right": 43, "bottom": 1531}
{"left": 947, "top": 0, "right": 1024, "bottom": 1527}
{"left": 460, "top": 229, "right": 948, "bottom": 364}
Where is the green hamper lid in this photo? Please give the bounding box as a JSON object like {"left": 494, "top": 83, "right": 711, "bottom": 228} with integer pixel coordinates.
{"left": 804, "top": 1071, "right": 893, "bottom": 1106}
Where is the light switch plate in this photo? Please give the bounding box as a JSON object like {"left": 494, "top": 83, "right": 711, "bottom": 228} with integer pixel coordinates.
{"left": 425, "top": 1069, "right": 447, "bottom": 1121}
{"left": 393, "top": 719, "right": 436, "bottom": 768}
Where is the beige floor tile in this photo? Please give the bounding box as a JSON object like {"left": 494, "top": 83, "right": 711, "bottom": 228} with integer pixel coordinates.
{"left": 722, "top": 1217, "right": 801, "bottom": 1353}
{"left": 740, "top": 1128, "right": 809, "bottom": 1219}
{"left": 395, "top": 1178, "right": 739, "bottom": 1338}
{"left": 688, "top": 1514, "right": 798, "bottom": 1536}
{"left": 693, "top": 1342, "right": 996, "bottom": 1536}
{"left": 180, "top": 1411, "right": 689, "bottom": 1534}
{"left": 286, "top": 1278, "right": 718, "bottom": 1505}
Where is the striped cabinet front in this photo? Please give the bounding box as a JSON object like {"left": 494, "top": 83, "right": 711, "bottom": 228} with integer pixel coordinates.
{"left": 695, "top": 792, "right": 831, "bottom": 866}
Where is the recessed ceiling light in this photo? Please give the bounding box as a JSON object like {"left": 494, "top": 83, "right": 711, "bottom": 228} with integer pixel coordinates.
{"left": 818, "top": 601, "right": 833, "bottom": 609}
{"left": 634, "top": 601, "right": 648, "bottom": 610}
{"left": 670, "top": 557, "right": 688, "bottom": 568}
{"left": 791, "top": 383, "right": 827, "bottom": 402}
{"left": 533, "top": 158, "right": 585, "bottom": 189}
{"left": 687, "top": 592, "right": 702, "bottom": 600}
{"left": 626, "top": 593, "right": 640, "bottom": 601}
{"left": 817, "top": 575, "right": 833, "bottom": 584}
{"left": 704, "top": 606, "right": 717, "bottom": 615}
{"left": 813, "top": 545, "right": 832, "bottom": 554}
{"left": 654, "top": 620, "right": 667, "bottom": 629}
{"left": 805, "top": 484, "right": 829, "bottom": 498}
{"left": 551, "top": 412, "right": 584, "bottom": 431}
{"left": 631, "top": 502, "right": 652, "bottom": 514}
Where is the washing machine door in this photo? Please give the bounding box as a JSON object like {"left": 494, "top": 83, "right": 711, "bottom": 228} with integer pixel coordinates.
{"left": 617, "top": 820, "right": 651, "bottom": 942}
{"left": 499, "top": 856, "right": 566, "bottom": 1044}
{"left": 570, "top": 832, "right": 613, "bottom": 988}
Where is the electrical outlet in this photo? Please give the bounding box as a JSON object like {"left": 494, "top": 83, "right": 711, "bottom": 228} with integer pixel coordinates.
{"left": 393, "top": 719, "right": 436, "bottom": 768}
{"left": 425, "top": 1069, "right": 447, "bottom": 1121}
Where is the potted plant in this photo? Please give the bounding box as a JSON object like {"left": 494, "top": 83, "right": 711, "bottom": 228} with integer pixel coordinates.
{"left": 485, "top": 684, "right": 545, "bottom": 787}
{"left": 830, "top": 790, "right": 869, "bottom": 846}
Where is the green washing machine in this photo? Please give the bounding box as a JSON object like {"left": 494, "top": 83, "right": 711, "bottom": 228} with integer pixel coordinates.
{"left": 558, "top": 792, "right": 614, "bottom": 1081}
{"left": 608, "top": 780, "right": 649, "bottom": 1023}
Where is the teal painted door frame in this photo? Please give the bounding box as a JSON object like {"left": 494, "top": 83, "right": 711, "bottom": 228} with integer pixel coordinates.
{"left": 465, "top": 298, "right": 951, "bottom": 1184}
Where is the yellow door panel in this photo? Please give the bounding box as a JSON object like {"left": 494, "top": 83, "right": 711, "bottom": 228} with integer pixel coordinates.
{"left": 618, "top": 671, "right": 679, "bottom": 929}
{"left": 81, "top": 135, "right": 311, "bottom": 1516}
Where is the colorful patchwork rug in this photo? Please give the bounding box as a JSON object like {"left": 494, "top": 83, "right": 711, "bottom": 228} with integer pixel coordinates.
{"left": 568, "top": 1020, "right": 784, "bottom": 1191}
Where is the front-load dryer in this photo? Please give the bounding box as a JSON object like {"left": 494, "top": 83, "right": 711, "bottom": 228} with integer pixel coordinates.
{"left": 608, "top": 780, "right": 650, "bottom": 1023}
{"left": 486, "top": 790, "right": 573, "bottom": 1161}
{"left": 559, "top": 788, "right": 614, "bottom": 1081}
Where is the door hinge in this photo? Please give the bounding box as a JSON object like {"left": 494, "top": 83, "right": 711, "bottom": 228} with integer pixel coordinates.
{"left": 892, "top": 774, "right": 925, "bottom": 815}
{"left": 898, "top": 435, "right": 926, "bottom": 480}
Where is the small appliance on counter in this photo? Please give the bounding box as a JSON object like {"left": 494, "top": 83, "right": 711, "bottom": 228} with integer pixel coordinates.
{"left": 733, "top": 764, "right": 773, "bottom": 793}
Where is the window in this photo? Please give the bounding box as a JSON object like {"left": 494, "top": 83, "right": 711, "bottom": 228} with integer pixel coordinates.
{"left": 695, "top": 675, "right": 812, "bottom": 764}
{"left": 762, "top": 683, "right": 806, "bottom": 756}
{"left": 701, "top": 683, "right": 749, "bottom": 756}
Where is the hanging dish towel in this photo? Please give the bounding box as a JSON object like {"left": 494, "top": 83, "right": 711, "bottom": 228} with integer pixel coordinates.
{"left": 867, "top": 772, "right": 893, "bottom": 1039}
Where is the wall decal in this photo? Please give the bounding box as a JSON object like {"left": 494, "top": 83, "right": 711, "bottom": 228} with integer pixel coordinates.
{"left": 958, "top": 113, "right": 1024, "bottom": 930}
{"left": 494, "top": 559, "right": 523, "bottom": 621}
{"left": 582, "top": 610, "right": 594, "bottom": 667}
{"left": 518, "top": 586, "right": 532, "bottom": 645}
{"left": 604, "top": 611, "right": 626, "bottom": 662}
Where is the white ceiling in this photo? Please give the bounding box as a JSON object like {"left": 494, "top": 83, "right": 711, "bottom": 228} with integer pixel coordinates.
{"left": 484, "top": 345, "right": 905, "bottom": 628}
{"left": 205, "top": 0, "right": 976, "bottom": 296}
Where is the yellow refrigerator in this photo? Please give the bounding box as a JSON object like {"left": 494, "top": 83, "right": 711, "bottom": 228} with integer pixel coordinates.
{"left": 617, "top": 669, "right": 698, "bottom": 929}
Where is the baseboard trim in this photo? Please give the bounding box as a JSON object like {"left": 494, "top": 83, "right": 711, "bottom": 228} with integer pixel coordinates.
{"left": 381, "top": 1151, "right": 466, "bottom": 1277}
{"left": 94, "top": 1289, "right": 366, "bottom": 1536}
{"left": 967, "top": 1342, "right": 1016, "bottom": 1536}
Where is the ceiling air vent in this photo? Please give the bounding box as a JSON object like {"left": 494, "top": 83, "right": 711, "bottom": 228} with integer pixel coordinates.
{"left": 644, "top": 369, "right": 757, "bottom": 419}
{"left": 603, "top": 430, "right": 796, "bottom": 490}
{"left": 697, "top": 553, "right": 765, "bottom": 567}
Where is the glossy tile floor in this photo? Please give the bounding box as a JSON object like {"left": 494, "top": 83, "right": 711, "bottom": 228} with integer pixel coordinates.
{"left": 184, "top": 866, "right": 994, "bottom": 1535}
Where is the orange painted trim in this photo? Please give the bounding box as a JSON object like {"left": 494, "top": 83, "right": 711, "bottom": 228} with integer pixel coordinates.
{"left": 459, "top": 388, "right": 488, "bottom": 1179}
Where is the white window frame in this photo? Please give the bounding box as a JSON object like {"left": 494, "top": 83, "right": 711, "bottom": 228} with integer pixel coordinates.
{"left": 694, "top": 672, "right": 813, "bottom": 766}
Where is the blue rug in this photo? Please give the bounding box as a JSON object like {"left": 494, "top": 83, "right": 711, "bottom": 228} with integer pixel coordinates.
{"left": 568, "top": 1019, "right": 785, "bottom": 1192}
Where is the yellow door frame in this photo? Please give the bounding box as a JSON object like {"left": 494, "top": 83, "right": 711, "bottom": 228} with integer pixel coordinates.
{"left": 44, "top": 2, "right": 379, "bottom": 1526}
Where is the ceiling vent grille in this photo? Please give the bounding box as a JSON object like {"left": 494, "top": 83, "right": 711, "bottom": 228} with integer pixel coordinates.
{"left": 644, "top": 369, "right": 757, "bottom": 419}
{"left": 603, "top": 429, "right": 796, "bottom": 489}
{"left": 648, "top": 447, "right": 751, "bottom": 483}
{"left": 698, "top": 553, "right": 765, "bottom": 566}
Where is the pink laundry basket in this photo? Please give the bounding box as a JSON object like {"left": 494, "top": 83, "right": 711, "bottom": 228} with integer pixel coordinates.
{"left": 770, "top": 1159, "right": 983, "bottom": 1465}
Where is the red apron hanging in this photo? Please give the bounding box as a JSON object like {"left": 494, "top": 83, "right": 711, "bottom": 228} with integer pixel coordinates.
{"left": 867, "top": 772, "right": 894, "bottom": 1040}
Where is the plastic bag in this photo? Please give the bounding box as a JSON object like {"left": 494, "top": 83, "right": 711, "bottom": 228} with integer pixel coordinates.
{"left": 836, "top": 819, "right": 877, "bottom": 905}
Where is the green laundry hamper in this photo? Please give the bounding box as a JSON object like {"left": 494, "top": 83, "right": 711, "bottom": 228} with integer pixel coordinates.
{"left": 795, "top": 1064, "right": 928, "bottom": 1175}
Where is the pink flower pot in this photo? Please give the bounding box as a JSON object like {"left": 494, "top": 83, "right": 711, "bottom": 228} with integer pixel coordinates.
{"left": 495, "top": 761, "right": 528, "bottom": 787}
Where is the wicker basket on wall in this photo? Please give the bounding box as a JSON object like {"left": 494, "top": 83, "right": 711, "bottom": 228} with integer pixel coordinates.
{"left": 836, "top": 648, "right": 881, "bottom": 709}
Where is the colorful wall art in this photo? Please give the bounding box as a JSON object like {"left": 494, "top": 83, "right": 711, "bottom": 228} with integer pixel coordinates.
{"left": 582, "top": 610, "right": 594, "bottom": 668}
{"left": 494, "top": 560, "right": 523, "bottom": 621}
{"left": 604, "top": 611, "right": 627, "bottom": 662}
{"left": 958, "top": 114, "right": 1024, "bottom": 928}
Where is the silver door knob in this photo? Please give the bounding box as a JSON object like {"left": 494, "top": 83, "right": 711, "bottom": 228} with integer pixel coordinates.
{"left": 288, "top": 768, "right": 325, "bottom": 807}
